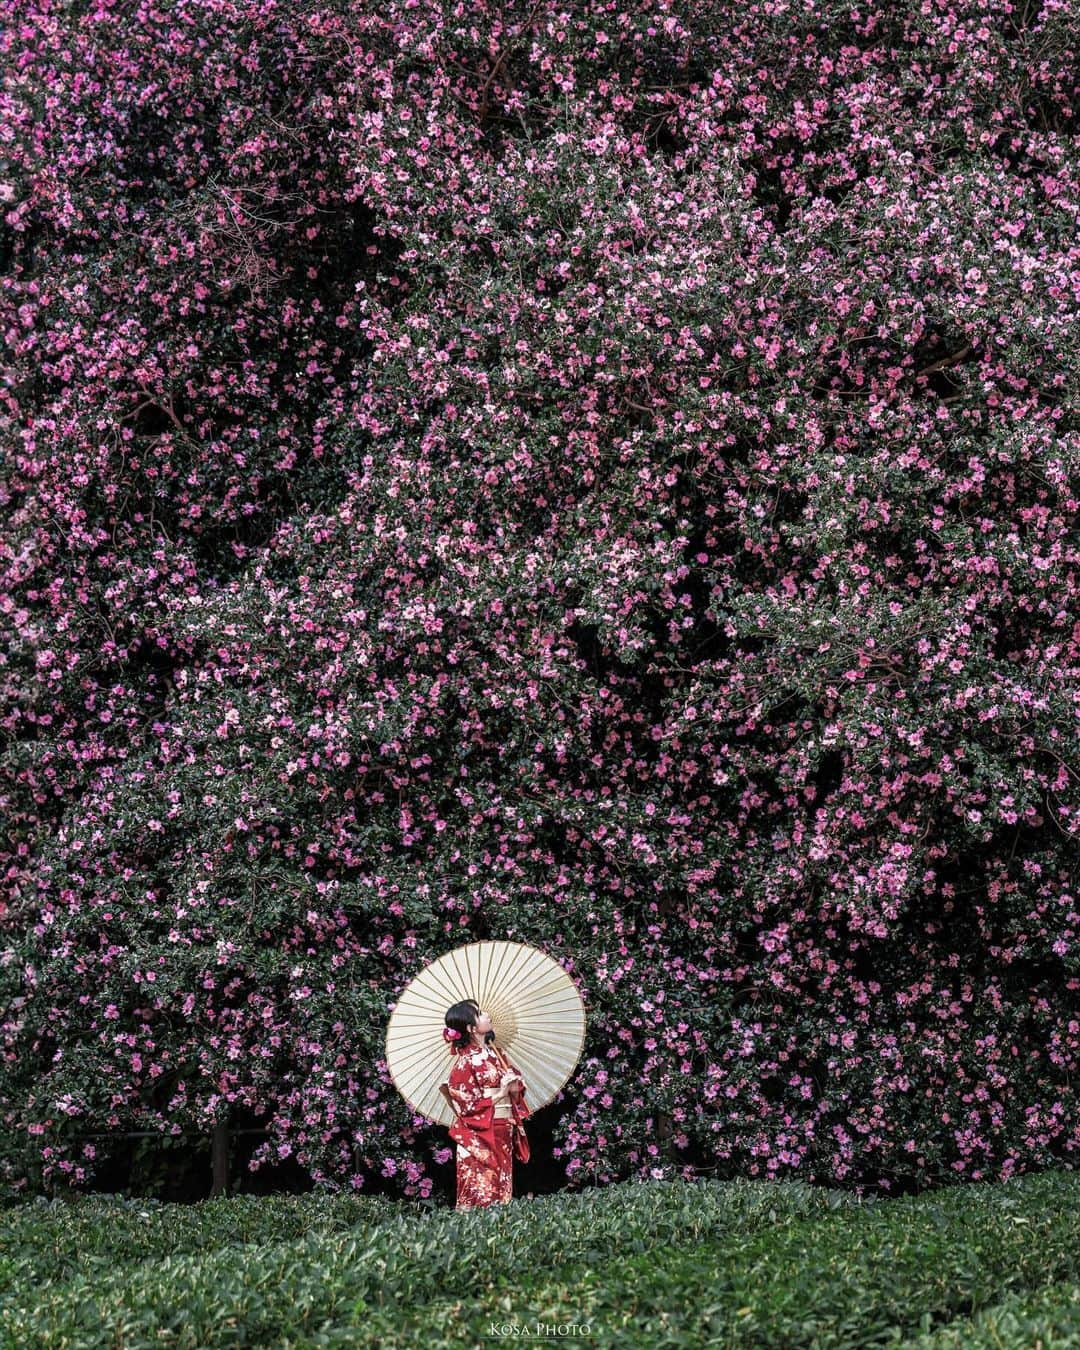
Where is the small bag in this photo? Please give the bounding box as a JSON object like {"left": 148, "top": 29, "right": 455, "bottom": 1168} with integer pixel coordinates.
{"left": 513, "top": 1122, "right": 530, "bottom": 1163}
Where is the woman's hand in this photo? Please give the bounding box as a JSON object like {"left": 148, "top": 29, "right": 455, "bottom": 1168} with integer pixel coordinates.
{"left": 491, "top": 1071, "right": 522, "bottom": 1102}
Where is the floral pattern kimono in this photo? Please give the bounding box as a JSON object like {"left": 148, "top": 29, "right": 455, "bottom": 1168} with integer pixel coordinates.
{"left": 444, "top": 1042, "right": 531, "bottom": 1211}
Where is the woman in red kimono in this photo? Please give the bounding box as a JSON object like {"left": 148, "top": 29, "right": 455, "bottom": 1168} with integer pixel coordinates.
{"left": 441, "top": 999, "right": 531, "bottom": 1211}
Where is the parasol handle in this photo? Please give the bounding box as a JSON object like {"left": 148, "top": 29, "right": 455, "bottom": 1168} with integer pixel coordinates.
{"left": 491, "top": 1042, "right": 516, "bottom": 1077}
{"left": 491, "top": 1041, "right": 525, "bottom": 1100}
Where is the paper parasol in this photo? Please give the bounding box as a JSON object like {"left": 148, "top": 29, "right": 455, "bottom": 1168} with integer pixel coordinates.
{"left": 385, "top": 940, "right": 586, "bottom": 1128}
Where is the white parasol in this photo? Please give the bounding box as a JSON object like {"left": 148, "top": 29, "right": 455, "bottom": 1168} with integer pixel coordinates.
{"left": 385, "top": 939, "right": 586, "bottom": 1128}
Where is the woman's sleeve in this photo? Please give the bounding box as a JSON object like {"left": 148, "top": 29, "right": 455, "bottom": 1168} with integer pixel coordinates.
{"left": 447, "top": 1056, "right": 489, "bottom": 1119}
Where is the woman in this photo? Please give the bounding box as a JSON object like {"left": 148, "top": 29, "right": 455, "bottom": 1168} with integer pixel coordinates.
{"left": 442, "top": 998, "right": 531, "bottom": 1211}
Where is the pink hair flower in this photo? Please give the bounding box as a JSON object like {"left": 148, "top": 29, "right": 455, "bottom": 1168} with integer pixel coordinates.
{"left": 442, "top": 1026, "right": 461, "bottom": 1042}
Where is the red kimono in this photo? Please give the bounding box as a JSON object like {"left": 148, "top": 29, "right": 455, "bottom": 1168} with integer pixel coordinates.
{"left": 443, "top": 1042, "right": 531, "bottom": 1211}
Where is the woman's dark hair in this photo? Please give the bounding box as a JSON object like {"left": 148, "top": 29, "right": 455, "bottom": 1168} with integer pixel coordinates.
{"left": 445, "top": 999, "right": 481, "bottom": 1050}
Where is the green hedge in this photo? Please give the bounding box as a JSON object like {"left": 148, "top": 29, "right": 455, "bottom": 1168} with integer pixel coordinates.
{"left": 3, "top": 1173, "right": 1079, "bottom": 1348}
{"left": 911, "top": 1283, "right": 1080, "bottom": 1349}
{"left": 0, "top": 1191, "right": 411, "bottom": 1289}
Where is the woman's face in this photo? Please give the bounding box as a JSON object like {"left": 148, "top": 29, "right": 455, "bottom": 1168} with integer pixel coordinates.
{"left": 470, "top": 1008, "right": 493, "bottom": 1041}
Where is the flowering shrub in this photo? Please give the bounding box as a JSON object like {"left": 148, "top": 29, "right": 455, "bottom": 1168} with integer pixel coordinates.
{"left": 0, "top": 0, "right": 1077, "bottom": 1200}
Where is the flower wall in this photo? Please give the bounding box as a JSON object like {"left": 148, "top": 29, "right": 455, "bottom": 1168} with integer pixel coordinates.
{"left": 1, "top": 0, "right": 1077, "bottom": 1199}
